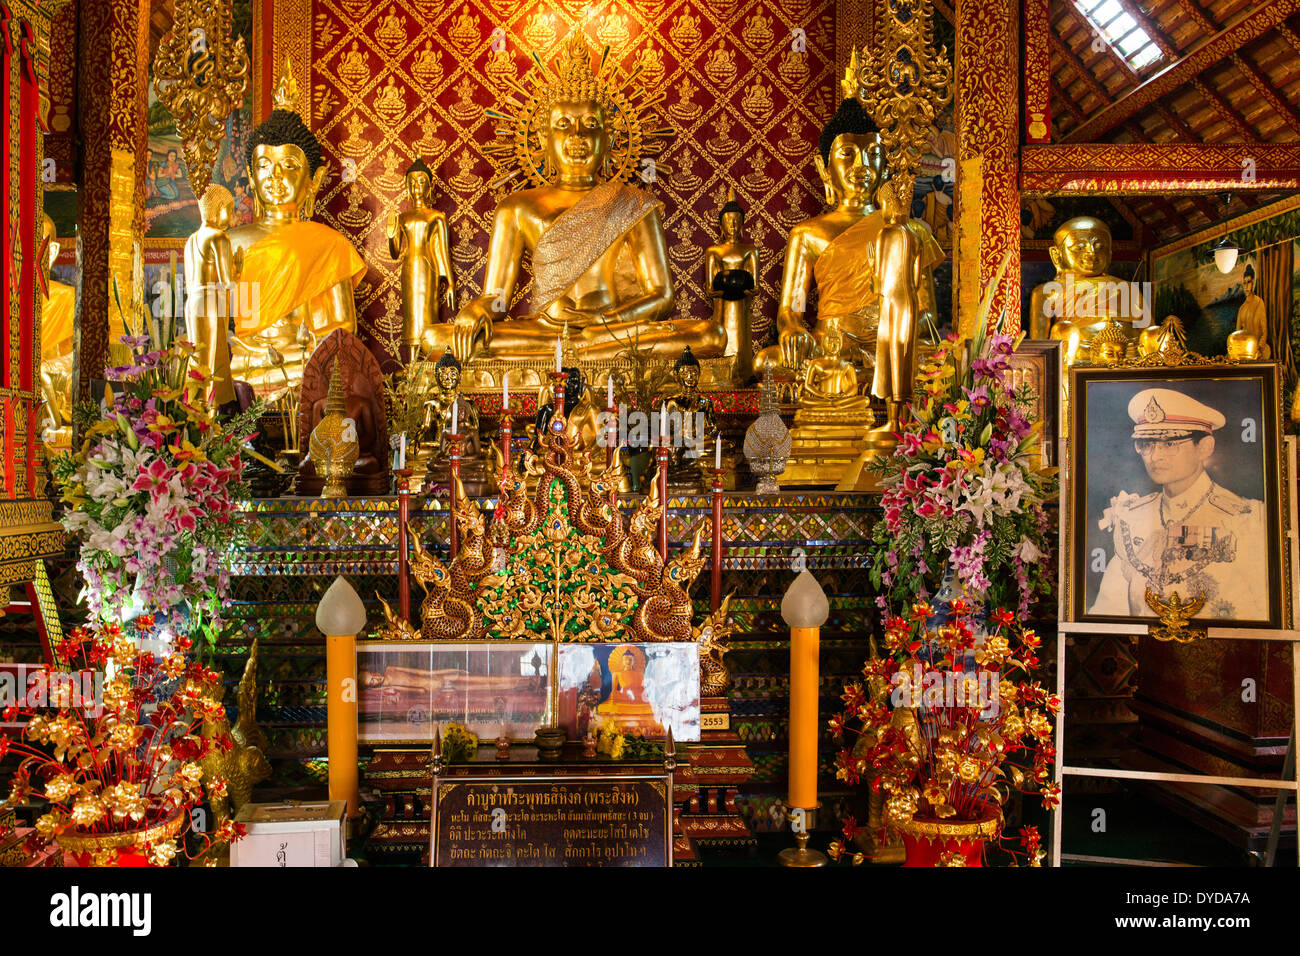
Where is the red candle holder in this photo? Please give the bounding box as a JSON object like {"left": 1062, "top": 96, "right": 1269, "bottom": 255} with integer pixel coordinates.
{"left": 448, "top": 433, "right": 462, "bottom": 559}
{"left": 709, "top": 467, "right": 725, "bottom": 613}
{"left": 656, "top": 437, "right": 670, "bottom": 559}
{"left": 396, "top": 467, "right": 413, "bottom": 620}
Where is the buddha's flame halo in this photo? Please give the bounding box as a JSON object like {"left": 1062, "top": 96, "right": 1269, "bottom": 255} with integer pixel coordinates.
{"left": 482, "top": 33, "right": 673, "bottom": 191}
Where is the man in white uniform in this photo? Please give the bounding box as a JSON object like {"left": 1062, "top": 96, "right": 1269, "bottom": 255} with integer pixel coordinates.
{"left": 1090, "top": 387, "right": 1267, "bottom": 620}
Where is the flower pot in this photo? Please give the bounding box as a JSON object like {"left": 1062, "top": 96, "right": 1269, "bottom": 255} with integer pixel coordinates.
{"left": 55, "top": 809, "right": 186, "bottom": 867}
{"left": 898, "top": 804, "right": 1001, "bottom": 867}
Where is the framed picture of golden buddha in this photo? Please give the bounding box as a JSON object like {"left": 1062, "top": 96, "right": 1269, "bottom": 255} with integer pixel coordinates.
{"left": 1065, "top": 362, "right": 1287, "bottom": 630}
{"left": 557, "top": 643, "right": 701, "bottom": 743}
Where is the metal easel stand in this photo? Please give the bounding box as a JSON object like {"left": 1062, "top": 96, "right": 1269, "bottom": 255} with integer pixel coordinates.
{"left": 1050, "top": 436, "right": 1300, "bottom": 867}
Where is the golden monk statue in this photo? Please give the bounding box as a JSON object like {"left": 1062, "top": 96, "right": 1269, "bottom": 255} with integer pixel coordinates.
{"left": 226, "top": 66, "right": 366, "bottom": 397}
{"left": 704, "top": 189, "right": 760, "bottom": 384}
{"left": 756, "top": 98, "right": 942, "bottom": 373}
{"left": 422, "top": 36, "right": 715, "bottom": 363}
{"left": 596, "top": 644, "right": 664, "bottom": 737}
{"left": 387, "top": 157, "right": 455, "bottom": 360}
{"left": 183, "top": 184, "right": 239, "bottom": 408}
{"left": 38, "top": 213, "right": 76, "bottom": 447}
{"left": 779, "top": 323, "right": 872, "bottom": 486}
{"left": 1028, "top": 216, "right": 1145, "bottom": 363}
{"left": 661, "top": 347, "right": 720, "bottom": 492}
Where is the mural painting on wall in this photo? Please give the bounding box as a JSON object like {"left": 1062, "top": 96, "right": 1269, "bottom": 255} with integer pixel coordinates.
{"left": 1152, "top": 202, "right": 1300, "bottom": 377}
{"left": 295, "top": 0, "right": 866, "bottom": 367}
{"left": 145, "top": 0, "right": 256, "bottom": 239}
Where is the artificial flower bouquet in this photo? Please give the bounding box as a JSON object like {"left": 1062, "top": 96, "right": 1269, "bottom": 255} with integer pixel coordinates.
{"left": 830, "top": 602, "right": 1059, "bottom": 866}
{"left": 866, "top": 325, "right": 1057, "bottom": 616}
{"left": 51, "top": 329, "right": 257, "bottom": 649}
{"left": 0, "top": 618, "right": 244, "bottom": 866}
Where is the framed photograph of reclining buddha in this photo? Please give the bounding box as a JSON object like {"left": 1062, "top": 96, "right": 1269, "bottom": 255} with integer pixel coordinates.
{"left": 1065, "top": 362, "right": 1287, "bottom": 630}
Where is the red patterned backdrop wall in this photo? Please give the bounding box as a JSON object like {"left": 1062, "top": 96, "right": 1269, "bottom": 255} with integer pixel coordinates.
{"left": 277, "top": 0, "right": 839, "bottom": 367}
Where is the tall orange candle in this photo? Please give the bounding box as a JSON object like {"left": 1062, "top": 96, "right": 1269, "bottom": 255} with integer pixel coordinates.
{"left": 782, "top": 571, "right": 830, "bottom": 811}
{"left": 317, "top": 576, "right": 368, "bottom": 818}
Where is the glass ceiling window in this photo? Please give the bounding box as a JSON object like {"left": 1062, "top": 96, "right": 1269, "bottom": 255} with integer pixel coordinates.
{"left": 1074, "top": 0, "right": 1163, "bottom": 72}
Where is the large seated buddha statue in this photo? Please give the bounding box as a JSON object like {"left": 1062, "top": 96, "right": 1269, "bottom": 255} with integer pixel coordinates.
{"left": 224, "top": 68, "right": 365, "bottom": 397}
{"left": 1027, "top": 215, "right": 1145, "bottom": 363}
{"left": 38, "top": 212, "right": 77, "bottom": 447}
{"left": 422, "top": 36, "right": 719, "bottom": 364}
{"left": 756, "top": 98, "right": 943, "bottom": 374}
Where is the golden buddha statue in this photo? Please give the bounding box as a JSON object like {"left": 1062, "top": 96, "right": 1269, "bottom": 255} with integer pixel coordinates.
{"left": 183, "top": 184, "right": 238, "bottom": 408}
{"left": 1234, "top": 262, "right": 1270, "bottom": 359}
{"left": 1027, "top": 216, "right": 1145, "bottom": 363}
{"left": 422, "top": 36, "right": 716, "bottom": 364}
{"left": 661, "top": 346, "right": 720, "bottom": 493}
{"left": 595, "top": 644, "right": 665, "bottom": 738}
{"left": 225, "top": 65, "right": 366, "bottom": 397}
{"left": 756, "top": 98, "right": 942, "bottom": 373}
{"left": 779, "top": 323, "right": 872, "bottom": 487}
{"left": 531, "top": 364, "right": 603, "bottom": 467}
{"left": 704, "top": 188, "right": 760, "bottom": 385}
{"left": 425, "top": 349, "right": 494, "bottom": 496}
{"left": 387, "top": 157, "right": 455, "bottom": 360}
{"left": 37, "top": 213, "right": 76, "bottom": 447}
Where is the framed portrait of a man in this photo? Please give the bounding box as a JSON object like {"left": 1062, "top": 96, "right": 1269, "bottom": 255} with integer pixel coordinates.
{"left": 1066, "top": 363, "right": 1286, "bottom": 629}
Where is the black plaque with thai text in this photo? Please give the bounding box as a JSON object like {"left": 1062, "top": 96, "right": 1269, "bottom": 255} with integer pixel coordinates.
{"left": 430, "top": 775, "right": 672, "bottom": 867}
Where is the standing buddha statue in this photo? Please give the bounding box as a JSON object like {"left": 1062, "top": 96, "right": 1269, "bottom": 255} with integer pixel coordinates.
{"left": 387, "top": 157, "right": 455, "bottom": 361}
{"left": 422, "top": 35, "right": 718, "bottom": 363}
{"left": 704, "top": 188, "right": 760, "bottom": 384}
{"left": 183, "top": 184, "right": 239, "bottom": 409}
{"left": 224, "top": 63, "right": 366, "bottom": 397}
{"left": 755, "top": 98, "right": 943, "bottom": 373}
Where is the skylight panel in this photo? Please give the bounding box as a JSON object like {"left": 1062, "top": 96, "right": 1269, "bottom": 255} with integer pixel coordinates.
{"left": 1073, "top": 0, "right": 1163, "bottom": 73}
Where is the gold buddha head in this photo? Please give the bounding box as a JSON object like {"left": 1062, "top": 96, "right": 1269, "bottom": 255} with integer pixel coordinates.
{"left": 674, "top": 346, "right": 701, "bottom": 392}
{"left": 816, "top": 98, "right": 885, "bottom": 208}
{"left": 821, "top": 323, "right": 846, "bottom": 359}
{"left": 545, "top": 97, "right": 608, "bottom": 185}
{"left": 719, "top": 188, "right": 745, "bottom": 240}
{"left": 1050, "top": 216, "right": 1112, "bottom": 278}
{"left": 1226, "top": 329, "right": 1260, "bottom": 361}
{"left": 197, "top": 183, "right": 234, "bottom": 230}
{"left": 434, "top": 348, "right": 461, "bottom": 393}
{"left": 245, "top": 108, "right": 326, "bottom": 219}
{"left": 404, "top": 157, "right": 434, "bottom": 207}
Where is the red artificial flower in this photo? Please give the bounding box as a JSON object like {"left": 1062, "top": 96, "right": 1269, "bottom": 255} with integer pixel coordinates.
{"left": 841, "top": 816, "right": 863, "bottom": 841}
{"left": 990, "top": 608, "right": 1015, "bottom": 628}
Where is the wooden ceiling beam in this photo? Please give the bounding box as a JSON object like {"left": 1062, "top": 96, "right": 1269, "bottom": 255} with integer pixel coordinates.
{"left": 1020, "top": 143, "right": 1300, "bottom": 193}
{"left": 1151, "top": 195, "right": 1192, "bottom": 233}
{"left": 1051, "top": 79, "right": 1089, "bottom": 125}
{"left": 1050, "top": 33, "right": 1115, "bottom": 105}
{"left": 1229, "top": 52, "right": 1300, "bottom": 135}
{"left": 1189, "top": 77, "right": 1259, "bottom": 140}
{"left": 1277, "top": 20, "right": 1300, "bottom": 58}
{"left": 1112, "top": 0, "right": 1181, "bottom": 59}
{"left": 1170, "top": 0, "right": 1218, "bottom": 35}
{"left": 1064, "top": 0, "right": 1300, "bottom": 143}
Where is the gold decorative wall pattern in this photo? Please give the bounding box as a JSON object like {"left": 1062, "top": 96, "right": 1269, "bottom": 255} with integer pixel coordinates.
{"left": 273, "top": 0, "right": 840, "bottom": 367}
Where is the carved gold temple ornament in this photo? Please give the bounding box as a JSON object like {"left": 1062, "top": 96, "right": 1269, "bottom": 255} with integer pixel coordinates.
{"left": 151, "top": 0, "right": 251, "bottom": 197}
{"left": 851, "top": 0, "right": 953, "bottom": 206}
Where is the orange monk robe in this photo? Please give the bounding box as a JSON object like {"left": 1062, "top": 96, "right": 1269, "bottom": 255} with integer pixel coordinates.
{"left": 812, "top": 210, "right": 944, "bottom": 344}
{"left": 40, "top": 280, "right": 76, "bottom": 361}
{"left": 235, "top": 221, "right": 366, "bottom": 337}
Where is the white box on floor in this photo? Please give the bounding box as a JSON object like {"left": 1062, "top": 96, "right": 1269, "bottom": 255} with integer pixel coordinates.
{"left": 230, "top": 801, "right": 347, "bottom": 867}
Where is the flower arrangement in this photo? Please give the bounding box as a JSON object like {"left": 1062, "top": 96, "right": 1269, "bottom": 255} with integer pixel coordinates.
{"left": 866, "top": 323, "right": 1057, "bottom": 616}
{"left": 829, "top": 602, "right": 1059, "bottom": 866}
{"left": 592, "top": 720, "right": 664, "bottom": 761}
{"left": 0, "top": 618, "right": 245, "bottom": 866}
{"left": 51, "top": 328, "right": 257, "bottom": 649}
{"left": 442, "top": 721, "right": 479, "bottom": 762}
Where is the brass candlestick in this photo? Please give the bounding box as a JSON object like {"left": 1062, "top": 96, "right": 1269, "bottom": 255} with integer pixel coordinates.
{"left": 778, "top": 806, "right": 828, "bottom": 868}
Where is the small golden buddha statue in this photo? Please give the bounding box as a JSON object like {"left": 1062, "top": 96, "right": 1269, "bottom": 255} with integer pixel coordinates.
{"left": 595, "top": 645, "right": 664, "bottom": 738}
{"left": 755, "top": 98, "right": 942, "bottom": 373}
{"left": 37, "top": 213, "right": 76, "bottom": 447}
{"left": 425, "top": 349, "right": 494, "bottom": 496}
{"left": 779, "top": 323, "right": 872, "bottom": 487}
{"left": 1028, "top": 216, "right": 1145, "bottom": 363}
{"left": 661, "top": 346, "right": 720, "bottom": 493}
{"left": 704, "top": 188, "right": 760, "bottom": 384}
{"left": 183, "top": 184, "right": 238, "bottom": 409}
{"left": 387, "top": 157, "right": 455, "bottom": 360}
{"left": 422, "top": 36, "right": 718, "bottom": 363}
{"left": 225, "top": 65, "right": 366, "bottom": 398}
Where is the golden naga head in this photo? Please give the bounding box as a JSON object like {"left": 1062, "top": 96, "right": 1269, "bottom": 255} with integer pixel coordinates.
{"left": 1050, "top": 216, "right": 1113, "bottom": 277}
{"left": 482, "top": 33, "right": 671, "bottom": 190}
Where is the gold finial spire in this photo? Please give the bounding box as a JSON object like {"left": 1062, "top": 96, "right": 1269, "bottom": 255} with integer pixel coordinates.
{"left": 325, "top": 358, "right": 346, "bottom": 416}
{"left": 273, "top": 55, "right": 299, "bottom": 113}
{"left": 840, "top": 49, "right": 859, "bottom": 101}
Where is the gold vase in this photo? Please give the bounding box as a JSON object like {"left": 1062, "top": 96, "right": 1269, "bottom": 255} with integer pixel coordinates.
{"left": 308, "top": 359, "right": 359, "bottom": 499}
{"left": 55, "top": 807, "right": 187, "bottom": 866}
